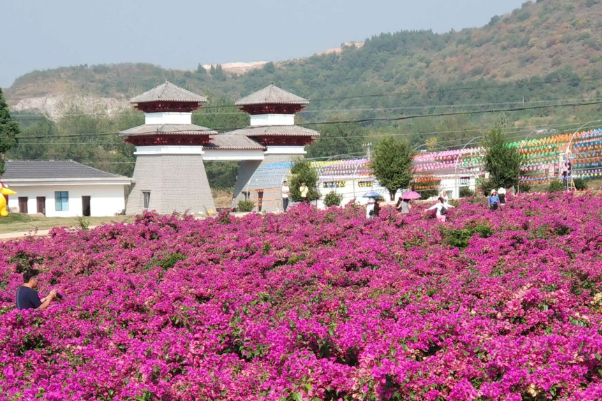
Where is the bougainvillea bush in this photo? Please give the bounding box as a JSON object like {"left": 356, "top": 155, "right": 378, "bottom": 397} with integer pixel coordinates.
{"left": 2, "top": 193, "right": 602, "bottom": 400}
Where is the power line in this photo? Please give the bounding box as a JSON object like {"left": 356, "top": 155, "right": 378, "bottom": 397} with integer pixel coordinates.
{"left": 10, "top": 75, "right": 602, "bottom": 119}
{"left": 13, "top": 99, "right": 602, "bottom": 140}
{"left": 12, "top": 95, "right": 602, "bottom": 120}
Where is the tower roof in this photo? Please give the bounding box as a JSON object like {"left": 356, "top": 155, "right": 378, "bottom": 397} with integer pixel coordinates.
{"left": 130, "top": 81, "right": 207, "bottom": 104}
{"left": 235, "top": 84, "right": 309, "bottom": 106}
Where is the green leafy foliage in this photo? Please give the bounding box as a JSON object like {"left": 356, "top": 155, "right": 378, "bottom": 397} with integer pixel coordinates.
{"left": 519, "top": 182, "right": 532, "bottom": 193}
{"left": 371, "top": 138, "right": 415, "bottom": 200}
{"left": 323, "top": 191, "right": 344, "bottom": 207}
{"left": 573, "top": 178, "right": 587, "bottom": 190}
{"left": 305, "top": 124, "right": 366, "bottom": 159}
{"left": 460, "top": 187, "right": 475, "bottom": 198}
{"left": 152, "top": 252, "right": 188, "bottom": 270}
{"left": 483, "top": 126, "right": 521, "bottom": 189}
{"left": 547, "top": 180, "right": 566, "bottom": 192}
{"left": 289, "top": 158, "right": 320, "bottom": 202}
{"left": 0, "top": 88, "right": 20, "bottom": 175}
{"left": 76, "top": 216, "right": 90, "bottom": 232}
{"left": 237, "top": 200, "right": 255, "bottom": 212}
{"left": 442, "top": 223, "right": 494, "bottom": 250}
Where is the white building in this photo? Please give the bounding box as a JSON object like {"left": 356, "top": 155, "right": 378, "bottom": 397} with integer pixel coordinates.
{"left": 4, "top": 161, "right": 131, "bottom": 217}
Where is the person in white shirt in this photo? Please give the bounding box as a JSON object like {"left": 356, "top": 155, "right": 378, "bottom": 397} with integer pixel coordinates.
{"left": 497, "top": 187, "right": 507, "bottom": 206}
{"left": 440, "top": 191, "right": 449, "bottom": 202}
{"left": 281, "top": 181, "right": 290, "bottom": 211}
{"left": 427, "top": 197, "right": 454, "bottom": 223}
{"left": 366, "top": 199, "right": 376, "bottom": 219}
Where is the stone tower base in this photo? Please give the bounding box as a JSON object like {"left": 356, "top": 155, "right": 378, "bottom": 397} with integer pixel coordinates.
{"left": 127, "top": 154, "right": 215, "bottom": 215}
{"left": 232, "top": 154, "right": 295, "bottom": 212}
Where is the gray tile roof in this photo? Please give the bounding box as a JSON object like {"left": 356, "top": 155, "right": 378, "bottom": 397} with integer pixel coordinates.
{"left": 204, "top": 135, "right": 265, "bottom": 150}
{"left": 3, "top": 161, "right": 128, "bottom": 180}
{"left": 130, "top": 81, "right": 207, "bottom": 103}
{"left": 235, "top": 84, "right": 309, "bottom": 106}
{"left": 225, "top": 125, "right": 320, "bottom": 137}
{"left": 119, "top": 124, "right": 217, "bottom": 136}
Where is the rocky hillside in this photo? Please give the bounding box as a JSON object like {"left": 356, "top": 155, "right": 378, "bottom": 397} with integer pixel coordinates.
{"left": 6, "top": 0, "right": 602, "bottom": 117}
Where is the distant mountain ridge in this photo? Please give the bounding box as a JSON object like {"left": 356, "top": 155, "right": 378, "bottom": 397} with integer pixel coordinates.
{"left": 6, "top": 0, "right": 602, "bottom": 119}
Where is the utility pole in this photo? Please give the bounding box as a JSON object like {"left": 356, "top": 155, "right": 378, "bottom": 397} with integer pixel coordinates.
{"left": 363, "top": 142, "right": 372, "bottom": 160}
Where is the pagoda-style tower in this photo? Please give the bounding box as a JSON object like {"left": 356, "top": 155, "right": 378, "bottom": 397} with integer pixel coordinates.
{"left": 227, "top": 84, "right": 320, "bottom": 208}
{"left": 120, "top": 82, "right": 217, "bottom": 215}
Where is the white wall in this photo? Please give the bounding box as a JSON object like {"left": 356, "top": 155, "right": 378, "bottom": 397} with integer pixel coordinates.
{"left": 439, "top": 176, "right": 477, "bottom": 199}
{"left": 317, "top": 177, "right": 389, "bottom": 207}
{"left": 7, "top": 184, "right": 126, "bottom": 217}
{"left": 145, "top": 112, "right": 192, "bottom": 125}
{"left": 250, "top": 114, "right": 295, "bottom": 126}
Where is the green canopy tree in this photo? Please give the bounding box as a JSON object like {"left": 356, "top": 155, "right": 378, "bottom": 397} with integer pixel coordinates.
{"left": 0, "top": 88, "right": 20, "bottom": 176}
{"left": 371, "top": 137, "right": 415, "bottom": 200}
{"left": 305, "top": 123, "right": 366, "bottom": 159}
{"left": 483, "top": 125, "right": 521, "bottom": 190}
{"left": 289, "top": 158, "right": 320, "bottom": 202}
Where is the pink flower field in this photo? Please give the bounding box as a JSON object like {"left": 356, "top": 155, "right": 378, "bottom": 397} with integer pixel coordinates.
{"left": 2, "top": 193, "right": 602, "bottom": 400}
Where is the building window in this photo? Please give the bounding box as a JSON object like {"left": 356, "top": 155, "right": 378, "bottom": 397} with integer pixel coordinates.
{"left": 55, "top": 191, "right": 69, "bottom": 211}
{"left": 143, "top": 191, "right": 151, "bottom": 209}
{"left": 460, "top": 177, "right": 470, "bottom": 186}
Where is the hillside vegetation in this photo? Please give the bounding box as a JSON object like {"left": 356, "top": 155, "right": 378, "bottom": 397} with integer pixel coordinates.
{"left": 6, "top": 0, "right": 602, "bottom": 187}
{"left": 7, "top": 0, "right": 602, "bottom": 105}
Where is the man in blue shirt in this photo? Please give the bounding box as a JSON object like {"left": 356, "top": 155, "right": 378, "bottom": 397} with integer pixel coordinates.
{"left": 16, "top": 269, "right": 58, "bottom": 311}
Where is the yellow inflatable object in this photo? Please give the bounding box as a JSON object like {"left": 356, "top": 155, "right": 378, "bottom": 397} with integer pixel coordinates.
{"left": 0, "top": 186, "right": 17, "bottom": 217}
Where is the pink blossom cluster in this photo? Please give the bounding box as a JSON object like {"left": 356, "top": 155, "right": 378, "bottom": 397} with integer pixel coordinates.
{"left": 2, "top": 193, "right": 602, "bottom": 400}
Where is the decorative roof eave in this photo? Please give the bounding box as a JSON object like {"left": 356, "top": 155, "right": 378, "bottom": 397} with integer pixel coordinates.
{"left": 235, "top": 84, "right": 309, "bottom": 106}
{"left": 130, "top": 81, "right": 208, "bottom": 104}
{"left": 118, "top": 124, "right": 217, "bottom": 137}
{"left": 224, "top": 125, "right": 320, "bottom": 137}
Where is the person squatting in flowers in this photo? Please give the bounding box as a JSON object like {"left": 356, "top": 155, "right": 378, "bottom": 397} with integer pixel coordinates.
{"left": 16, "top": 269, "right": 60, "bottom": 311}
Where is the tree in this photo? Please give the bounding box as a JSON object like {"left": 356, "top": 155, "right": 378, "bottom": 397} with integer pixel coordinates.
{"left": 263, "top": 62, "right": 276, "bottom": 74}
{"left": 371, "top": 137, "right": 415, "bottom": 200}
{"left": 196, "top": 63, "right": 207, "bottom": 75}
{"left": 0, "top": 88, "right": 20, "bottom": 176}
{"left": 305, "top": 123, "right": 365, "bottom": 159}
{"left": 289, "top": 158, "right": 320, "bottom": 202}
{"left": 483, "top": 125, "right": 521, "bottom": 189}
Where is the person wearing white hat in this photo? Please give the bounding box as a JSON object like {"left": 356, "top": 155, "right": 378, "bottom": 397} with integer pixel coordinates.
{"left": 498, "top": 187, "right": 507, "bottom": 206}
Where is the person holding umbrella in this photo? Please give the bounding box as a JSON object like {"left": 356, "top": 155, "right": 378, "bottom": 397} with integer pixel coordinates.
{"left": 363, "top": 191, "right": 381, "bottom": 219}
{"left": 397, "top": 190, "right": 421, "bottom": 214}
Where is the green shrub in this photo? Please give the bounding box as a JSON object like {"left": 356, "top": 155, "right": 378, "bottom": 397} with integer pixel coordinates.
{"left": 459, "top": 187, "right": 474, "bottom": 198}
{"left": 479, "top": 179, "right": 497, "bottom": 196}
{"left": 442, "top": 223, "right": 494, "bottom": 250}
{"left": 237, "top": 200, "right": 255, "bottom": 212}
{"left": 519, "top": 182, "right": 532, "bottom": 193}
{"left": 147, "top": 252, "right": 188, "bottom": 271}
{"left": 420, "top": 188, "right": 440, "bottom": 199}
{"left": 323, "top": 191, "right": 344, "bottom": 207}
{"left": 76, "top": 215, "right": 90, "bottom": 232}
{"left": 573, "top": 178, "right": 587, "bottom": 190}
{"left": 547, "top": 180, "right": 565, "bottom": 193}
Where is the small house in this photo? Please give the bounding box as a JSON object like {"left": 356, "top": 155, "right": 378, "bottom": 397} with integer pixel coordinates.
{"left": 3, "top": 161, "right": 131, "bottom": 217}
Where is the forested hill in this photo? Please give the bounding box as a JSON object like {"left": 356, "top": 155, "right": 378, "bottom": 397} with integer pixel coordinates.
{"left": 7, "top": 0, "right": 602, "bottom": 185}
{"left": 7, "top": 0, "right": 602, "bottom": 110}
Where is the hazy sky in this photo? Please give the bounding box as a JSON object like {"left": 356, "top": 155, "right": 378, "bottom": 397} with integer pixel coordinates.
{"left": 2, "top": 0, "right": 526, "bottom": 87}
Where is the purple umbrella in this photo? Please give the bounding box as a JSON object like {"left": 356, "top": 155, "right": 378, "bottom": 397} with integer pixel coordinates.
{"left": 402, "top": 191, "right": 421, "bottom": 200}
